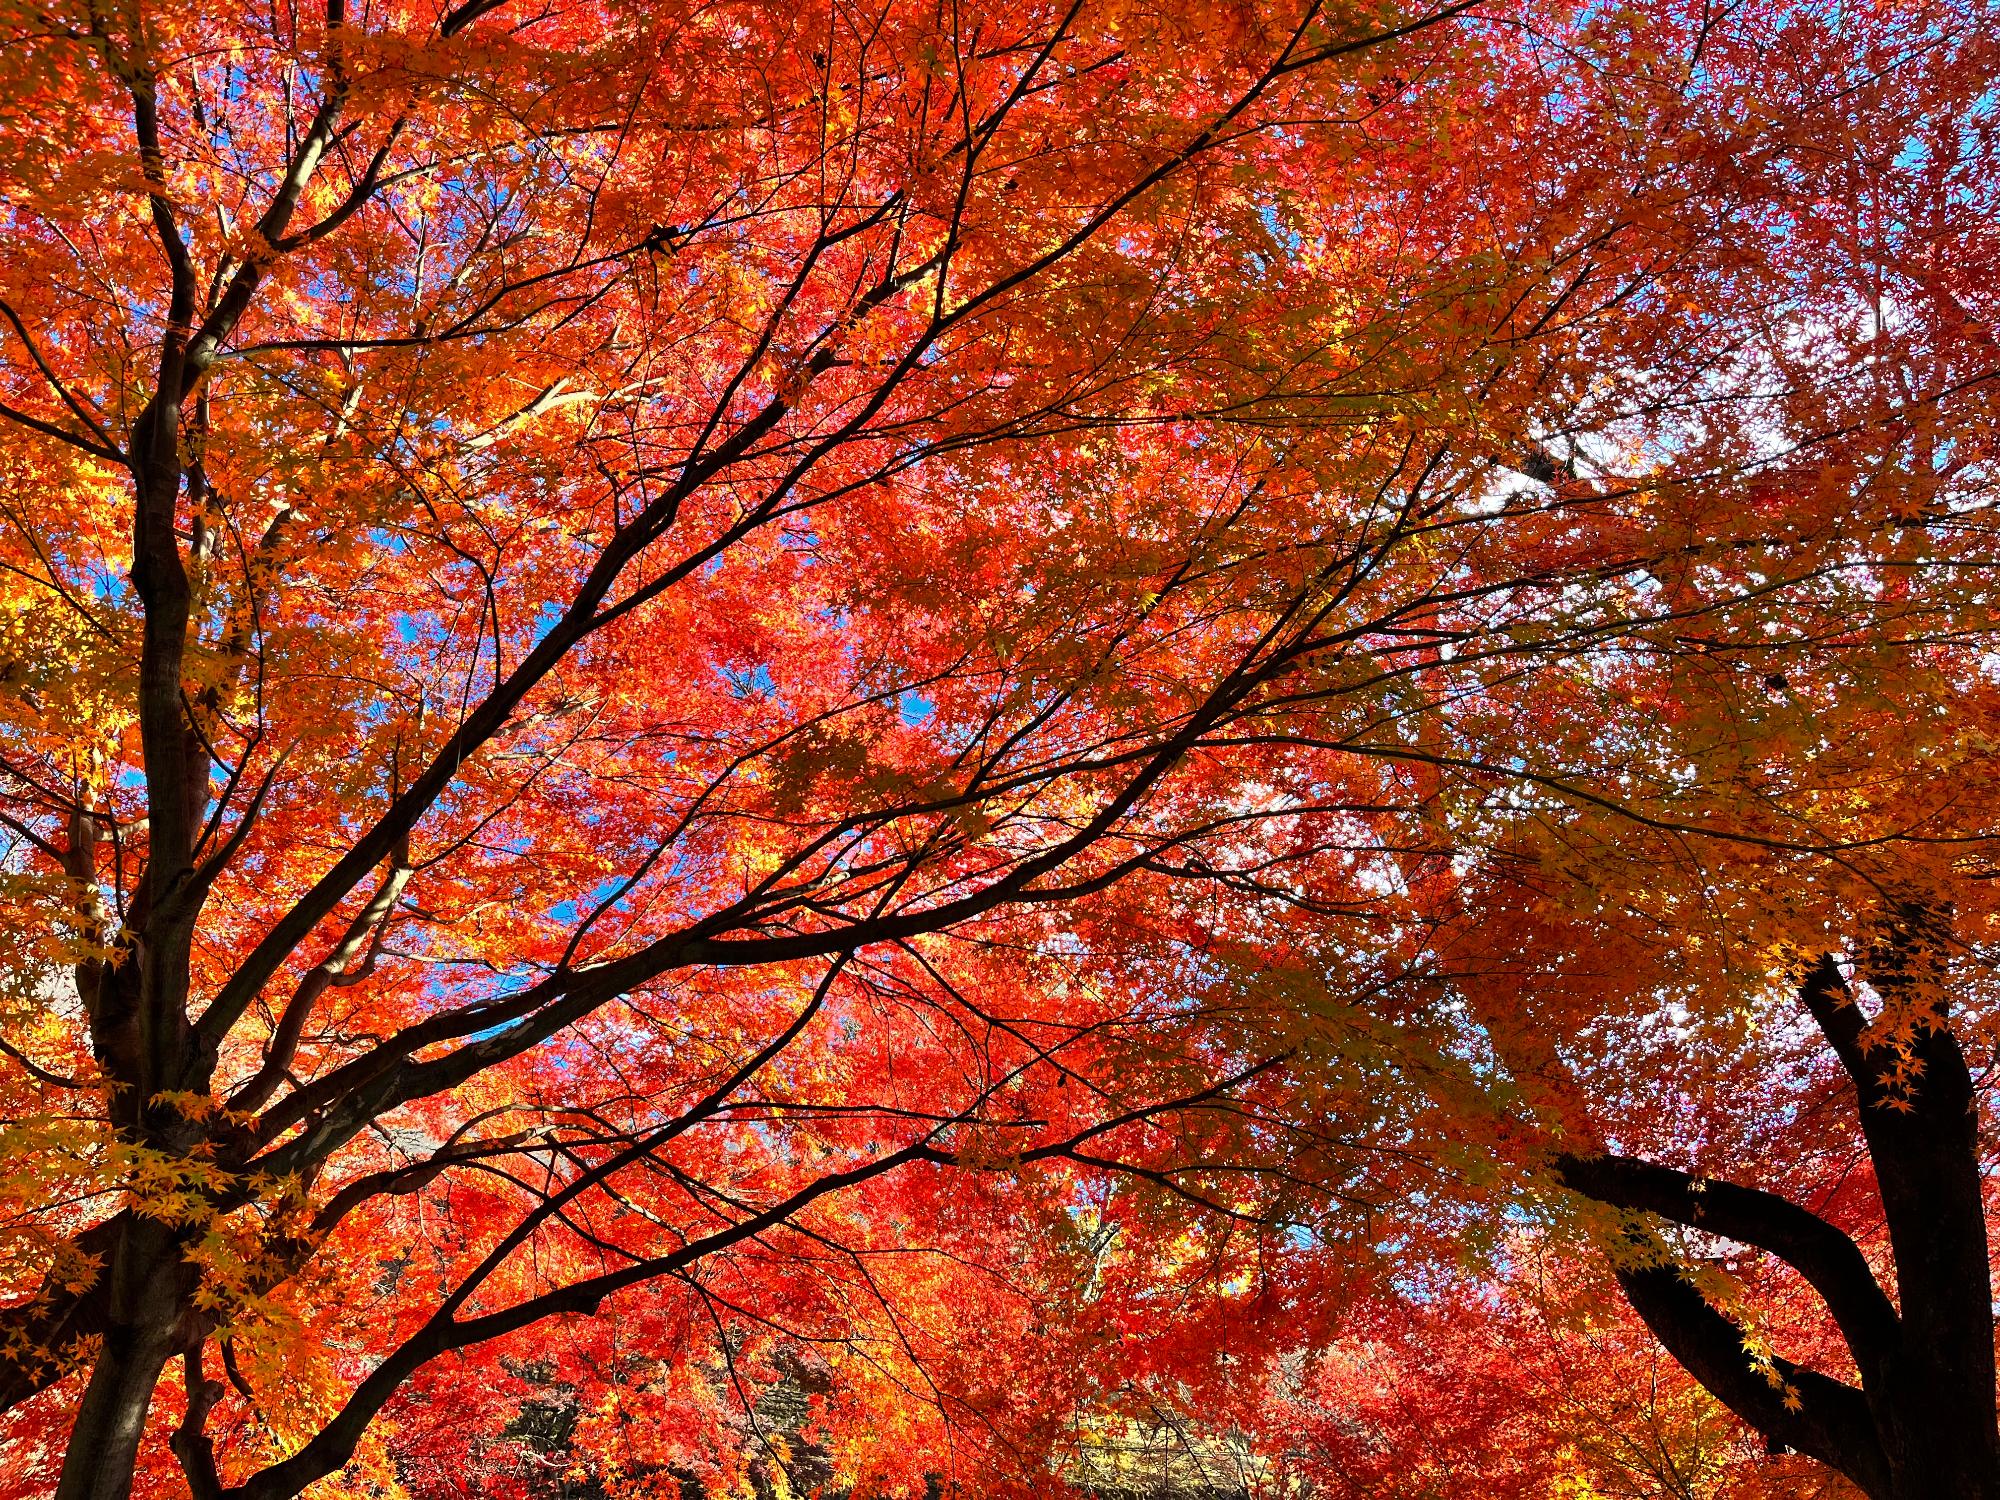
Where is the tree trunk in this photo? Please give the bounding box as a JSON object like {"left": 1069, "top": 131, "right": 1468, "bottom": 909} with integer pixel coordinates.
{"left": 1559, "top": 942, "right": 2000, "bottom": 1500}
{"left": 52, "top": 1218, "right": 192, "bottom": 1500}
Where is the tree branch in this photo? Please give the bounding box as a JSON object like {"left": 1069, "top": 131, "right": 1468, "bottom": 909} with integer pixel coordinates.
{"left": 1554, "top": 1152, "right": 1899, "bottom": 1384}
{"left": 1612, "top": 1260, "right": 1891, "bottom": 1499}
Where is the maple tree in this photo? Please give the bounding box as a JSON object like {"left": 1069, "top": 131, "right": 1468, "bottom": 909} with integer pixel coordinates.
{"left": 0, "top": 0, "right": 1994, "bottom": 1494}
{"left": 0, "top": 0, "right": 1604, "bottom": 1493}
{"left": 1175, "top": 0, "right": 2000, "bottom": 1491}
{"left": 1413, "top": 9, "right": 2000, "bottom": 1490}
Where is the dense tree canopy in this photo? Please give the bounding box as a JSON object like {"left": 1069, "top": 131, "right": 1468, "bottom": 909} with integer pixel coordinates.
{"left": 0, "top": 0, "right": 1994, "bottom": 1495}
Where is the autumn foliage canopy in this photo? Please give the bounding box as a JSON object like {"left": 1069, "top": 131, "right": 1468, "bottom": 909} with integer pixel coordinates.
{"left": 0, "top": 0, "right": 1995, "bottom": 1495}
